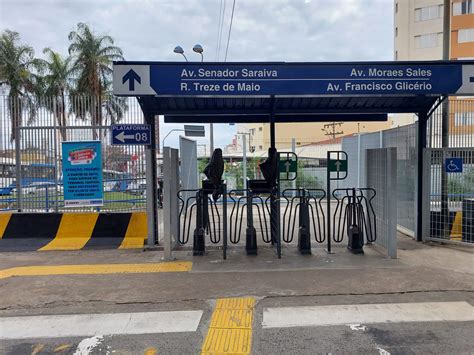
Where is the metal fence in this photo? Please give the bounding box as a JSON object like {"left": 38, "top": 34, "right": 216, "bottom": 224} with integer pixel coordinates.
{"left": 366, "top": 148, "right": 397, "bottom": 257}
{"left": 342, "top": 124, "right": 417, "bottom": 235}
{"left": 423, "top": 148, "right": 474, "bottom": 245}
{"left": 0, "top": 95, "right": 147, "bottom": 212}
{"left": 13, "top": 126, "right": 147, "bottom": 212}
{"left": 428, "top": 98, "right": 474, "bottom": 148}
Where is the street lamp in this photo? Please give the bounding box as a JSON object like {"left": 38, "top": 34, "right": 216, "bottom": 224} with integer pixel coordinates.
{"left": 173, "top": 46, "right": 188, "bottom": 62}
{"left": 193, "top": 44, "right": 204, "bottom": 62}
{"left": 173, "top": 44, "right": 213, "bottom": 154}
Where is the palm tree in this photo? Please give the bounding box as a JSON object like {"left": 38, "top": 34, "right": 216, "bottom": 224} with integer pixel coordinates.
{"left": 0, "top": 30, "right": 41, "bottom": 141}
{"left": 37, "top": 48, "right": 73, "bottom": 140}
{"left": 68, "top": 23, "right": 126, "bottom": 138}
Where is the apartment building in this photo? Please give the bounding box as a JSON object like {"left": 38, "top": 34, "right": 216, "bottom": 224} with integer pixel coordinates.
{"left": 393, "top": 0, "right": 474, "bottom": 132}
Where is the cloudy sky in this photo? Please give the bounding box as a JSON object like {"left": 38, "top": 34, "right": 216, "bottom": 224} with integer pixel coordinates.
{"left": 0, "top": 0, "right": 394, "bottom": 150}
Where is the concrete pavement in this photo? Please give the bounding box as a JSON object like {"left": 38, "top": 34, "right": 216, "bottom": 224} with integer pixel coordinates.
{"left": 0, "top": 234, "right": 473, "bottom": 354}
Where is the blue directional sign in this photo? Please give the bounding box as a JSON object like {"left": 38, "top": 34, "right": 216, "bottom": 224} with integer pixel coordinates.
{"left": 113, "top": 61, "right": 474, "bottom": 97}
{"left": 122, "top": 69, "right": 141, "bottom": 91}
{"left": 445, "top": 158, "right": 463, "bottom": 173}
{"left": 111, "top": 124, "right": 151, "bottom": 145}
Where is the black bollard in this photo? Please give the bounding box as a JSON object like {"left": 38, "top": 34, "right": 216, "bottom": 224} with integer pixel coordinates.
{"left": 347, "top": 189, "right": 364, "bottom": 254}
{"left": 246, "top": 190, "right": 258, "bottom": 255}
{"left": 193, "top": 190, "right": 206, "bottom": 256}
{"left": 298, "top": 190, "right": 312, "bottom": 254}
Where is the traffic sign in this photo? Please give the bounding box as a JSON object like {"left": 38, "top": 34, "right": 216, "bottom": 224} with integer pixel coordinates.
{"left": 279, "top": 158, "right": 297, "bottom": 174}
{"left": 114, "top": 62, "right": 474, "bottom": 97}
{"left": 278, "top": 152, "right": 298, "bottom": 181}
{"left": 111, "top": 124, "right": 151, "bottom": 145}
{"left": 327, "top": 151, "right": 348, "bottom": 181}
{"left": 328, "top": 159, "right": 348, "bottom": 172}
{"left": 184, "top": 125, "right": 205, "bottom": 137}
{"left": 445, "top": 158, "right": 463, "bottom": 173}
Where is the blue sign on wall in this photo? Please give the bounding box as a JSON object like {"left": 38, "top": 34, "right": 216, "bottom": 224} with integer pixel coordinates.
{"left": 445, "top": 158, "right": 463, "bottom": 173}
{"left": 113, "top": 62, "right": 474, "bottom": 97}
{"left": 111, "top": 124, "right": 151, "bottom": 145}
{"left": 62, "top": 141, "right": 103, "bottom": 207}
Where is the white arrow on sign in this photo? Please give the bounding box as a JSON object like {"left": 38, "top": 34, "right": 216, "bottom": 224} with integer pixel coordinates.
{"left": 115, "top": 131, "right": 134, "bottom": 143}
{"left": 335, "top": 161, "right": 342, "bottom": 172}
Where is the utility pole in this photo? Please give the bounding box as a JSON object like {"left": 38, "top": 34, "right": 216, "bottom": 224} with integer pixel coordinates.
{"left": 441, "top": 0, "right": 451, "bottom": 238}
{"left": 321, "top": 122, "right": 344, "bottom": 143}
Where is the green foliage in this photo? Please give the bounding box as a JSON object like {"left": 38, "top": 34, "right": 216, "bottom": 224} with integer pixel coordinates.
{"left": 0, "top": 30, "right": 42, "bottom": 141}
{"left": 448, "top": 167, "right": 474, "bottom": 200}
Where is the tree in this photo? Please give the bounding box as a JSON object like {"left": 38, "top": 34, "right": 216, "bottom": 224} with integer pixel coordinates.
{"left": 68, "top": 23, "right": 126, "bottom": 138}
{"left": 36, "top": 48, "right": 73, "bottom": 140}
{"left": 0, "top": 30, "right": 41, "bottom": 141}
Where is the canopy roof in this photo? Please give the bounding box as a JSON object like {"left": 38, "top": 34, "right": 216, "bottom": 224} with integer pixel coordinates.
{"left": 112, "top": 60, "right": 474, "bottom": 123}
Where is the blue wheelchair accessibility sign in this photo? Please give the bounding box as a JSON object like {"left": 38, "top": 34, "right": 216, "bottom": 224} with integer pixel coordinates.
{"left": 445, "top": 158, "right": 463, "bottom": 173}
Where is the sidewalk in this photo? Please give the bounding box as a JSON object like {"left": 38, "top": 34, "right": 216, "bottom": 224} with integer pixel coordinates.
{"left": 0, "top": 234, "right": 473, "bottom": 317}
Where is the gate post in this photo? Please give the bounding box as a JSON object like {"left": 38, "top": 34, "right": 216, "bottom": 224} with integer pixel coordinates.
{"left": 163, "top": 147, "right": 179, "bottom": 260}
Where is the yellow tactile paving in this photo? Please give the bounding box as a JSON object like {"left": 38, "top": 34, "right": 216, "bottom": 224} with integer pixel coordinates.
{"left": 210, "top": 309, "right": 253, "bottom": 329}
{"left": 39, "top": 213, "right": 98, "bottom": 251}
{"left": 0, "top": 261, "right": 192, "bottom": 280}
{"left": 215, "top": 298, "right": 256, "bottom": 310}
{"left": 120, "top": 212, "right": 147, "bottom": 249}
{"left": 201, "top": 297, "right": 255, "bottom": 355}
{"left": 201, "top": 328, "right": 252, "bottom": 354}
{"left": 0, "top": 213, "right": 12, "bottom": 239}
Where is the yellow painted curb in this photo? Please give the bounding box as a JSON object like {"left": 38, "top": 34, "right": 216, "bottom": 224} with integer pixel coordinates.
{"left": 0, "top": 261, "right": 192, "bottom": 280}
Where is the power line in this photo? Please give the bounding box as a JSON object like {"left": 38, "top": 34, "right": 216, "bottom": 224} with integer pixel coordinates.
{"left": 214, "top": 0, "right": 224, "bottom": 61}
{"left": 224, "top": 0, "right": 236, "bottom": 62}
{"left": 216, "top": 0, "right": 227, "bottom": 61}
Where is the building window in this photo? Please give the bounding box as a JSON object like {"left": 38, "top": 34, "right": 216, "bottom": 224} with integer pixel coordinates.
{"left": 453, "top": 0, "right": 473, "bottom": 15}
{"left": 414, "top": 32, "right": 443, "bottom": 48}
{"left": 249, "top": 128, "right": 256, "bottom": 135}
{"left": 395, "top": 27, "right": 398, "bottom": 37}
{"left": 395, "top": 50, "right": 398, "bottom": 60}
{"left": 258, "top": 145, "right": 263, "bottom": 150}
{"left": 258, "top": 127, "right": 263, "bottom": 131}
{"left": 454, "top": 112, "right": 474, "bottom": 126}
{"left": 395, "top": 2, "right": 398, "bottom": 13}
{"left": 458, "top": 28, "right": 474, "bottom": 43}
{"left": 415, "top": 5, "right": 443, "bottom": 21}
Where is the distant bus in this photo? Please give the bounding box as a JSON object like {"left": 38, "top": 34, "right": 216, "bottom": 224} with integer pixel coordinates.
{"left": 0, "top": 159, "right": 132, "bottom": 195}
{"left": 0, "top": 158, "right": 56, "bottom": 195}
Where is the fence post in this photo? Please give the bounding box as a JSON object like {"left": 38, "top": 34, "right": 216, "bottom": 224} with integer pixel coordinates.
{"left": 386, "top": 148, "right": 397, "bottom": 258}
{"left": 15, "top": 126, "right": 22, "bottom": 212}
{"left": 422, "top": 149, "right": 431, "bottom": 242}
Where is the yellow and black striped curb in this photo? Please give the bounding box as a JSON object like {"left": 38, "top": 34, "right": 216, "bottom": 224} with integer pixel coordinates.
{"left": 0, "top": 212, "right": 146, "bottom": 251}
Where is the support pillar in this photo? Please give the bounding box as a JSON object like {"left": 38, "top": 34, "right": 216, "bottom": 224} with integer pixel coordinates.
{"left": 416, "top": 112, "right": 428, "bottom": 242}
{"left": 145, "top": 113, "right": 158, "bottom": 247}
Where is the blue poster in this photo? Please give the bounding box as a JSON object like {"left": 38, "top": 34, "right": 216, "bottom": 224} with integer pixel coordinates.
{"left": 62, "top": 141, "right": 103, "bottom": 207}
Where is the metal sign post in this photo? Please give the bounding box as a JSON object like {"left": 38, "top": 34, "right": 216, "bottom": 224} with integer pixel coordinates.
{"left": 326, "top": 151, "right": 348, "bottom": 254}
